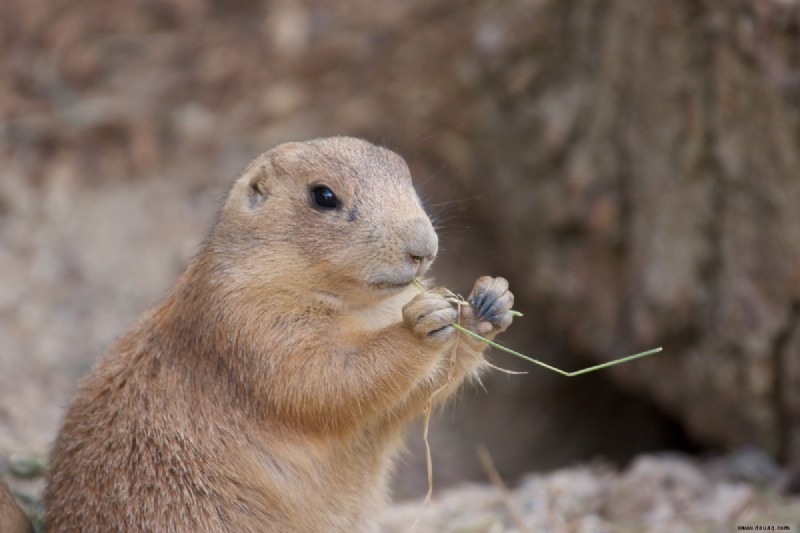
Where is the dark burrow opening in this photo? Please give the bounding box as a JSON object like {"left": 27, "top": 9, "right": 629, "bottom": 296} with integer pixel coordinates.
{"left": 394, "top": 364, "right": 707, "bottom": 498}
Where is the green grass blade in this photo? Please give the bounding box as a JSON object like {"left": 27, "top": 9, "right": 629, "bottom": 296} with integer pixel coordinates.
{"left": 411, "top": 278, "right": 662, "bottom": 376}
{"left": 452, "top": 324, "right": 572, "bottom": 376}
{"left": 563, "top": 347, "right": 663, "bottom": 376}
{"left": 454, "top": 324, "right": 661, "bottom": 376}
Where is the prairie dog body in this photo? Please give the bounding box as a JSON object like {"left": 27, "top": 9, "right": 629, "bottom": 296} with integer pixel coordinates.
{"left": 0, "top": 479, "right": 33, "bottom": 533}
{"left": 43, "top": 137, "right": 514, "bottom": 532}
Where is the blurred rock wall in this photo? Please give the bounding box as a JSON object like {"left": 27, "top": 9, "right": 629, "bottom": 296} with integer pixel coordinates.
{"left": 2, "top": 0, "right": 800, "bottom": 494}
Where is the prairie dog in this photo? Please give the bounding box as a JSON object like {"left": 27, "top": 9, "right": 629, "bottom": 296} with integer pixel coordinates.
{"left": 43, "top": 137, "right": 514, "bottom": 532}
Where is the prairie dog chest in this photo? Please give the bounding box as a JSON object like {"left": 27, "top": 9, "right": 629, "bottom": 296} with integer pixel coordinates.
{"left": 337, "top": 285, "right": 418, "bottom": 338}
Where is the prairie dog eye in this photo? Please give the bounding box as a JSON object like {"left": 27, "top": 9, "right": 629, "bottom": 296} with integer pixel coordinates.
{"left": 310, "top": 185, "right": 339, "bottom": 210}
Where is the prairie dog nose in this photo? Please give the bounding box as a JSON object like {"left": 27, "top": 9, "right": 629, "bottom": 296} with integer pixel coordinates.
{"left": 404, "top": 218, "right": 438, "bottom": 266}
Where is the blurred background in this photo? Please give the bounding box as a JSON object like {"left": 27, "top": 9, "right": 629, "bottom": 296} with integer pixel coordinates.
{"left": 1, "top": 0, "right": 800, "bottom": 523}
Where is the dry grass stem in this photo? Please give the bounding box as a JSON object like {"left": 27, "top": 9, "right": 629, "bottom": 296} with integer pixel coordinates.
{"left": 477, "top": 444, "right": 532, "bottom": 533}
{"left": 414, "top": 296, "right": 463, "bottom": 530}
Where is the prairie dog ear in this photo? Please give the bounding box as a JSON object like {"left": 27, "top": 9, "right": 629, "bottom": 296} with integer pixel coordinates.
{"left": 227, "top": 157, "right": 275, "bottom": 211}
{"left": 247, "top": 160, "right": 272, "bottom": 203}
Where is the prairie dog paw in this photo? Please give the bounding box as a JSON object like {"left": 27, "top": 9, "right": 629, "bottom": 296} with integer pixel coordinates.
{"left": 466, "top": 276, "right": 514, "bottom": 335}
{"left": 403, "top": 288, "right": 458, "bottom": 346}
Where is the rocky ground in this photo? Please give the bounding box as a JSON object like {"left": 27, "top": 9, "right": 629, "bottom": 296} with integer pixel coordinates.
{"left": 383, "top": 452, "right": 799, "bottom": 532}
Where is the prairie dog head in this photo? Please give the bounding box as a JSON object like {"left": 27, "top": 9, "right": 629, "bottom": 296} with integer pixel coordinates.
{"left": 214, "top": 137, "right": 437, "bottom": 307}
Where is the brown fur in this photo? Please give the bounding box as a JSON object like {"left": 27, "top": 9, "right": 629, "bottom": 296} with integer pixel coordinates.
{"left": 42, "top": 137, "right": 514, "bottom": 532}
{"left": 0, "top": 479, "right": 33, "bottom": 533}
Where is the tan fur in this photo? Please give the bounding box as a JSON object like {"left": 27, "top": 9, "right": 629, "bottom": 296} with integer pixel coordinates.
{"left": 42, "top": 137, "right": 514, "bottom": 532}
{"left": 0, "top": 480, "right": 33, "bottom": 533}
